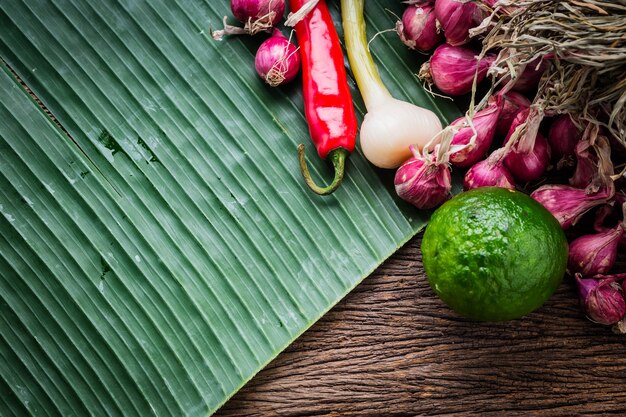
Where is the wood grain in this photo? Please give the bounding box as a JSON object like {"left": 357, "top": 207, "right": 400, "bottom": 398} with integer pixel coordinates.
{"left": 217, "top": 233, "right": 626, "bottom": 417}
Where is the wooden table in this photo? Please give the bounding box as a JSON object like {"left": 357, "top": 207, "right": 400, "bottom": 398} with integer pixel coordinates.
{"left": 217, "top": 233, "right": 626, "bottom": 416}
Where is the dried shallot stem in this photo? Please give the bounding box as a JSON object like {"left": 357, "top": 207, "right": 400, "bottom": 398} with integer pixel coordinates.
{"left": 470, "top": 0, "right": 626, "bottom": 146}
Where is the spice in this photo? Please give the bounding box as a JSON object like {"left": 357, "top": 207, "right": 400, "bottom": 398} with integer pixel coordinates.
{"left": 213, "top": 0, "right": 285, "bottom": 39}
{"left": 491, "top": 90, "right": 530, "bottom": 137}
{"left": 569, "top": 130, "right": 613, "bottom": 193}
{"left": 449, "top": 96, "right": 502, "bottom": 167}
{"left": 290, "top": 0, "right": 357, "bottom": 195}
{"left": 548, "top": 115, "right": 582, "bottom": 160}
{"left": 434, "top": 0, "right": 485, "bottom": 46}
{"left": 530, "top": 184, "right": 614, "bottom": 229}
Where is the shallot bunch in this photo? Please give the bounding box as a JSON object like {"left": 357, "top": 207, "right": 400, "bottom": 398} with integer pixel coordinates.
{"left": 393, "top": 0, "right": 626, "bottom": 330}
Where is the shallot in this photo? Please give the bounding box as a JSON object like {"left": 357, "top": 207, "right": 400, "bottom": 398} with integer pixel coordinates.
{"left": 570, "top": 132, "right": 613, "bottom": 192}
{"left": 434, "top": 0, "right": 485, "bottom": 46}
{"left": 548, "top": 115, "right": 582, "bottom": 160}
{"left": 232, "top": 0, "right": 285, "bottom": 33}
{"left": 568, "top": 224, "right": 624, "bottom": 276}
{"left": 397, "top": 3, "right": 442, "bottom": 52}
{"left": 503, "top": 109, "right": 551, "bottom": 183}
{"left": 419, "top": 44, "right": 495, "bottom": 96}
{"left": 530, "top": 184, "right": 614, "bottom": 229}
{"left": 576, "top": 274, "right": 626, "bottom": 326}
{"left": 491, "top": 91, "right": 530, "bottom": 137}
{"left": 449, "top": 96, "right": 502, "bottom": 167}
{"left": 254, "top": 29, "right": 300, "bottom": 87}
{"left": 504, "top": 132, "right": 550, "bottom": 183}
{"left": 463, "top": 150, "right": 515, "bottom": 190}
{"left": 395, "top": 145, "right": 451, "bottom": 209}
{"left": 505, "top": 58, "right": 550, "bottom": 92}
{"left": 213, "top": 0, "right": 285, "bottom": 39}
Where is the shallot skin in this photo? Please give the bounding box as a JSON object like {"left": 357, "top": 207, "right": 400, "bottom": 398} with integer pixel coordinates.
{"left": 502, "top": 110, "right": 551, "bottom": 183}
{"left": 492, "top": 91, "right": 530, "bottom": 137}
{"left": 530, "top": 184, "right": 614, "bottom": 229}
{"left": 510, "top": 59, "right": 549, "bottom": 92}
{"left": 568, "top": 226, "right": 623, "bottom": 276}
{"left": 576, "top": 275, "right": 626, "bottom": 325}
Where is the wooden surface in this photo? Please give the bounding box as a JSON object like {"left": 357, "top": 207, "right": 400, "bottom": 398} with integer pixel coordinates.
{"left": 217, "top": 233, "right": 626, "bottom": 416}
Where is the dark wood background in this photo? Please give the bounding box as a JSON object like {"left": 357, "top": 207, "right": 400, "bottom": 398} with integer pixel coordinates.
{"left": 217, "top": 233, "right": 626, "bottom": 416}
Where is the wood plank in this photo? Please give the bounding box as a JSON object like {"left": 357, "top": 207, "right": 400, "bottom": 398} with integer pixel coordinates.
{"left": 218, "top": 233, "right": 626, "bottom": 416}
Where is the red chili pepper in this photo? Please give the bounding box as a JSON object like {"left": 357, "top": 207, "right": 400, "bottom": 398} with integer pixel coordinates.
{"left": 290, "top": 0, "right": 357, "bottom": 195}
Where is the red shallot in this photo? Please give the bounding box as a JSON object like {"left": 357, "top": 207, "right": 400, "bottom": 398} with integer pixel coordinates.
{"left": 503, "top": 109, "right": 551, "bottom": 183}
{"left": 568, "top": 223, "right": 624, "bottom": 276}
{"left": 397, "top": 3, "right": 442, "bottom": 52}
{"left": 499, "top": 57, "right": 550, "bottom": 93}
{"left": 255, "top": 29, "right": 301, "bottom": 87}
{"left": 570, "top": 130, "right": 613, "bottom": 192}
{"left": 395, "top": 145, "right": 452, "bottom": 209}
{"left": 548, "top": 115, "right": 582, "bottom": 160}
{"left": 213, "top": 0, "right": 286, "bottom": 39}
{"left": 576, "top": 274, "right": 626, "bottom": 326}
{"left": 232, "top": 0, "right": 285, "bottom": 33}
{"left": 491, "top": 90, "right": 530, "bottom": 137}
{"left": 530, "top": 184, "right": 614, "bottom": 229}
{"left": 463, "top": 149, "right": 515, "bottom": 190}
{"left": 434, "top": 0, "right": 485, "bottom": 46}
{"left": 449, "top": 96, "right": 502, "bottom": 167}
{"left": 419, "top": 44, "right": 495, "bottom": 96}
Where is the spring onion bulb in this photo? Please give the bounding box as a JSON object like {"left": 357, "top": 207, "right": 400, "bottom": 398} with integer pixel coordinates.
{"left": 341, "top": 0, "right": 443, "bottom": 169}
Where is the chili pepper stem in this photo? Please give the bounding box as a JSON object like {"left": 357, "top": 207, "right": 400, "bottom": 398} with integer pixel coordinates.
{"left": 298, "top": 145, "right": 348, "bottom": 195}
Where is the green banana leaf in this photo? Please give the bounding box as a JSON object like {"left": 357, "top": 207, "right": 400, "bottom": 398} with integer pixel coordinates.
{"left": 0, "top": 0, "right": 460, "bottom": 415}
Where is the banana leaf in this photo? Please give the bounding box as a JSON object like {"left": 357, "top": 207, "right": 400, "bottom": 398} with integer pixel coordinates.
{"left": 0, "top": 0, "right": 460, "bottom": 415}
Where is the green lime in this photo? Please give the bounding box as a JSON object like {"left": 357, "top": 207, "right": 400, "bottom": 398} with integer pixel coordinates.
{"left": 421, "top": 187, "right": 568, "bottom": 321}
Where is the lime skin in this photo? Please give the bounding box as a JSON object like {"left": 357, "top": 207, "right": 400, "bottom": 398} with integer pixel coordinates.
{"left": 421, "top": 187, "right": 568, "bottom": 321}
